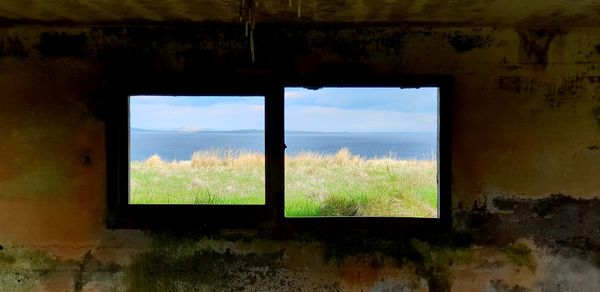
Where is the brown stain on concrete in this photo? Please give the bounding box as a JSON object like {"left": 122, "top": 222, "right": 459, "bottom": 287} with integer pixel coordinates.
{"left": 337, "top": 256, "right": 385, "bottom": 287}
{"left": 593, "top": 106, "right": 600, "bottom": 130}
{"left": 0, "top": 25, "right": 600, "bottom": 290}
{"left": 0, "top": 36, "right": 29, "bottom": 58}
{"left": 543, "top": 76, "right": 586, "bottom": 108}
{"left": 517, "top": 27, "right": 563, "bottom": 66}
{"left": 0, "top": 0, "right": 599, "bottom": 26}
{"left": 448, "top": 32, "right": 494, "bottom": 52}
{"left": 0, "top": 58, "right": 105, "bottom": 257}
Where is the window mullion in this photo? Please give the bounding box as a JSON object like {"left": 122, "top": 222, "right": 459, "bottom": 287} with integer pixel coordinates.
{"left": 265, "top": 86, "right": 285, "bottom": 222}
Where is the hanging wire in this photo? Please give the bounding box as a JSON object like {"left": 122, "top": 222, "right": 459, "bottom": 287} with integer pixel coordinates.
{"left": 240, "top": 0, "right": 302, "bottom": 61}
{"left": 239, "top": 0, "right": 257, "bottom": 61}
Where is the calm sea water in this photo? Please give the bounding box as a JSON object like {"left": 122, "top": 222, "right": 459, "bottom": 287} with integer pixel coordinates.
{"left": 130, "top": 131, "right": 437, "bottom": 161}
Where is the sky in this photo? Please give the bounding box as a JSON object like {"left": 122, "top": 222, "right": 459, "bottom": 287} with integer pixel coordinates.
{"left": 130, "top": 87, "right": 438, "bottom": 132}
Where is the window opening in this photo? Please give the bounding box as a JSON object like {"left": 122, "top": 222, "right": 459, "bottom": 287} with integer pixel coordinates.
{"left": 284, "top": 87, "right": 439, "bottom": 218}
{"left": 129, "top": 95, "right": 265, "bottom": 205}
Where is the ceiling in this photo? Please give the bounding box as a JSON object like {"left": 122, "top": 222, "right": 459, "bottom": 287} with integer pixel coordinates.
{"left": 1, "top": 0, "right": 600, "bottom": 26}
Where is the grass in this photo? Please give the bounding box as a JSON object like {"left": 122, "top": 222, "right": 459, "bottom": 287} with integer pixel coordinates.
{"left": 130, "top": 149, "right": 265, "bottom": 205}
{"left": 130, "top": 148, "right": 438, "bottom": 218}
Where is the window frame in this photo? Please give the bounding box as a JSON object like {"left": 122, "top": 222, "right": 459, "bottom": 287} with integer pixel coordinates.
{"left": 106, "top": 81, "right": 281, "bottom": 229}
{"left": 106, "top": 75, "right": 451, "bottom": 231}
{"left": 279, "top": 76, "right": 452, "bottom": 231}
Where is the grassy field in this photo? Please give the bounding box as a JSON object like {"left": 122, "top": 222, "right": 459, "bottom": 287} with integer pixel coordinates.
{"left": 130, "top": 148, "right": 438, "bottom": 218}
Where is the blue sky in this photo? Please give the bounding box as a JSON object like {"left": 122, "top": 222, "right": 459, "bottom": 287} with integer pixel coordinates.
{"left": 130, "top": 96, "right": 265, "bottom": 131}
{"left": 130, "top": 87, "right": 438, "bottom": 132}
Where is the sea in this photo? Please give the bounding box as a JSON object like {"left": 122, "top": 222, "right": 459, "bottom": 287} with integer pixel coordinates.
{"left": 130, "top": 131, "right": 437, "bottom": 161}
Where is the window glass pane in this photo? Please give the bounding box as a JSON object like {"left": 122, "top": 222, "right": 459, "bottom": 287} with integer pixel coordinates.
{"left": 129, "top": 95, "right": 265, "bottom": 205}
{"left": 284, "top": 87, "right": 439, "bottom": 217}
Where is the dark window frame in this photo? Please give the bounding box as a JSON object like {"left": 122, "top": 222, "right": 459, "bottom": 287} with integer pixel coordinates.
{"left": 279, "top": 76, "right": 452, "bottom": 231}
{"left": 106, "top": 75, "right": 451, "bottom": 231}
{"left": 106, "top": 80, "right": 281, "bottom": 229}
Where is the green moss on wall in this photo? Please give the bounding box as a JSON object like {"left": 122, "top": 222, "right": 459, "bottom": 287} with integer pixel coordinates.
{"left": 125, "top": 248, "right": 287, "bottom": 291}
{"left": 501, "top": 243, "right": 536, "bottom": 271}
{"left": 0, "top": 246, "right": 59, "bottom": 291}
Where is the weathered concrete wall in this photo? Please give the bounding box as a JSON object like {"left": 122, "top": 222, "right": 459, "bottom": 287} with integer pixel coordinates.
{"left": 3, "top": 0, "right": 600, "bottom": 26}
{"left": 0, "top": 25, "right": 599, "bottom": 291}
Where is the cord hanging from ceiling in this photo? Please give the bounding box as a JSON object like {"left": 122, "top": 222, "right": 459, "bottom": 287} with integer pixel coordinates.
{"left": 239, "top": 0, "right": 257, "bottom": 62}
{"left": 239, "top": 0, "right": 303, "bottom": 62}
{"left": 289, "top": 0, "right": 302, "bottom": 18}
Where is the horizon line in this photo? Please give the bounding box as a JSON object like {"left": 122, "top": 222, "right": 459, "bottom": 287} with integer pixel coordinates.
{"left": 131, "top": 127, "right": 436, "bottom": 134}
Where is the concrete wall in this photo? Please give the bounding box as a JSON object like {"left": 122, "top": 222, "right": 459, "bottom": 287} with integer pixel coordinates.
{"left": 0, "top": 25, "right": 599, "bottom": 291}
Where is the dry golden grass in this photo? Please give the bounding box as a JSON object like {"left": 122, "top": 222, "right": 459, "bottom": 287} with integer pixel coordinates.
{"left": 190, "top": 149, "right": 264, "bottom": 168}
{"left": 286, "top": 147, "right": 361, "bottom": 166}
{"left": 144, "top": 154, "right": 164, "bottom": 167}
{"left": 133, "top": 148, "right": 437, "bottom": 217}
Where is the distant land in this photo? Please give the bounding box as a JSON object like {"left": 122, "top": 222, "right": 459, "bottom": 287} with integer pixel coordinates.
{"left": 130, "top": 127, "right": 262, "bottom": 134}
{"left": 130, "top": 128, "right": 435, "bottom": 134}
{"left": 130, "top": 128, "right": 345, "bottom": 134}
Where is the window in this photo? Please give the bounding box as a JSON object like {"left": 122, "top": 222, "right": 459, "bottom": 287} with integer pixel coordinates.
{"left": 284, "top": 87, "right": 439, "bottom": 218}
{"left": 129, "top": 95, "right": 265, "bottom": 205}
{"left": 107, "top": 77, "right": 451, "bottom": 230}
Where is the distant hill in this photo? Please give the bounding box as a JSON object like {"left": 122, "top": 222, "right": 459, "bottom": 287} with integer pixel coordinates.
{"left": 215, "top": 129, "right": 264, "bottom": 134}
{"left": 130, "top": 128, "right": 433, "bottom": 134}
{"left": 286, "top": 130, "right": 350, "bottom": 134}
{"left": 130, "top": 127, "right": 161, "bottom": 133}
{"left": 130, "top": 127, "right": 264, "bottom": 133}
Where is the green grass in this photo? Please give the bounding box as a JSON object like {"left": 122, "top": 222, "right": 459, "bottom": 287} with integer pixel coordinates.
{"left": 130, "top": 150, "right": 265, "bottom": 205}
{"left": 130, "top": 148, "right": 438, "bottom": 218}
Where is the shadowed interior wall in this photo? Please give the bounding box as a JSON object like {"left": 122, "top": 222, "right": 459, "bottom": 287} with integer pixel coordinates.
{"left": 0, "top": 25, "right": 599, "bottom": 291}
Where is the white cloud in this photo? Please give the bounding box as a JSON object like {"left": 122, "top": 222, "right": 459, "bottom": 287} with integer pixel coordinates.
{"left": 249, "top": 105, "right": 263, "bottom": 112}
{"left": 284, "top": 91, "right": 308, "bottom": 100}
{"left": 131, "top": 103, "right": 265, "bottom": 130}
{"left": 130, "top": 95, "right": 176, "bottom": 103}
{"left": 285, "top": 106, "right": 437, "bottom": 132}
{"left": 131, "top": 101, "right": 436, "bottom": 133}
